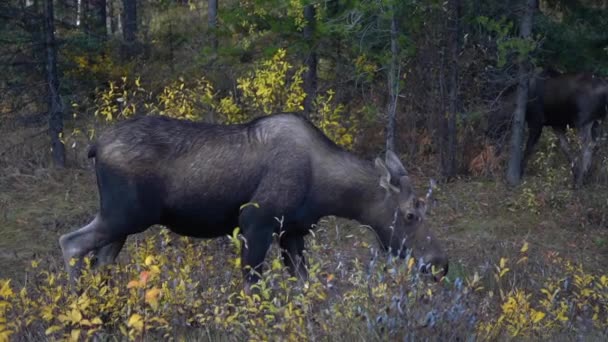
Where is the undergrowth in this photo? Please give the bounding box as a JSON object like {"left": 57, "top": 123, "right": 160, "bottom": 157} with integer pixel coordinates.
{"left": 1, "top": 224, "right": 607, "bottom": 341}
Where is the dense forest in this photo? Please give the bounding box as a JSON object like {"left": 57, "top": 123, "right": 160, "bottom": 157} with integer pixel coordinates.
{"left": 1, "top": 0, "right": 608, "bottom": 340}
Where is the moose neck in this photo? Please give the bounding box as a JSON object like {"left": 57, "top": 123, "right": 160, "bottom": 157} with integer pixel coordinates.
{"left": 313, "top": 151, "right": 386, "bottom": 226}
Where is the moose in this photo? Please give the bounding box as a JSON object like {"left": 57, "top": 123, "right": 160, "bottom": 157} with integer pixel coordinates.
{"left": 488, "top": 71, "right": 607, "bottom": 187}
{"left": 59, "top": 113, "right": 449, "bottom": 294}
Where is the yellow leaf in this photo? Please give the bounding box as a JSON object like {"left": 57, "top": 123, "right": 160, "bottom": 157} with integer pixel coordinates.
{"left": 272, "top": 258, "right": 282, "bottom": 271}
{"left": 119, "top": 325, "right": 128, "bottom": 336}
{"left": 45, "top": 325, "right": 61, "bottom": 335}
{"left": 145, "top": 288, "right": 161, "bottom": 311}
{"left": 149, "top": 265, "right": 161, "bottom": 275}
{"left": 70, "top": 329, "right": 81, "bottom": 342}
{"left": 126, "top": 280, "right": 140, "bottom": 289}
{"left": 0, "top": 330, "right": 12, "bottom": 342}
{"left": 499, "top": 257, "right": 508, "bottom": 269}
{"left": 91, "top": 317, "right": 103, "bottom": 325}
{"left": 532, "top": 311, "right": 546, "bottom": 323}
{"left": 41, "top": 306, "right": 54, "bottom": 321}
{"left": 144, "top": 255, "right": 154, "bottom": 266}
{"left": 127, "top": 314, "right": 144, "bottom": 332}
{"left": 520, "top": 241, "right": 529, "bottom": 253}
{"left": 499, "top": 268, "right": 510, "bottom": 278}
{"left": 71, "top": 308, "right": 83, "bottom": 323}
{"left": 407, "top": 257, "right": 415, "bottom": 272}
{"left": 0, "top": 280, "right": 13, "bottom": 298}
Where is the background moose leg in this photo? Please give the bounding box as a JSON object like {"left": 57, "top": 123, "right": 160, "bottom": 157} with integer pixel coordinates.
{"left": 574, "top": 121, "right": 597, "bottom": 187}
{"left": 279, "top": 231, "right": 307, "bottom": 281}
{"left": 553, "top": 128, "right": 575, "bottom": 164}
{"left": 521, "top": 123, "right": 543, "bottom": 176}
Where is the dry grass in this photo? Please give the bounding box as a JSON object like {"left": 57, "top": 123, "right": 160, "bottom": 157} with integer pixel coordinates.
{"left": 468, "top": 143, "right": 504, "bottom": 177}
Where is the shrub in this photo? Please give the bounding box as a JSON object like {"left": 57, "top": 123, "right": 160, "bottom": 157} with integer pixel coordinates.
{"left": 1, "top": 229, "right": 606, "bottom": 341}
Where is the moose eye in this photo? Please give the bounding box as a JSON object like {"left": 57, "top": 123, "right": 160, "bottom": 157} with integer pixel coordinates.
{"left": 406, "top": 213, "right": 415, "bottom": 221}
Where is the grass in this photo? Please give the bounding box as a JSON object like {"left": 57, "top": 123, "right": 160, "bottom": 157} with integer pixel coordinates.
{"left": 0, "top": 168, "right": 97, "bottom": 281}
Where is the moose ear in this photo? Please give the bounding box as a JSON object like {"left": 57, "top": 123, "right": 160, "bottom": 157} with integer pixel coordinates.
{"left": 416, "top": 197, "right": 429, "bottom": 218}
{"left": 385, "top": 150, "right": 407, "bottom": 180}
{"left": 375, "top": 157, "right": 400, "bottom": 193}
{"left": 398, "top": 175, "right": 414, "bottom": 197}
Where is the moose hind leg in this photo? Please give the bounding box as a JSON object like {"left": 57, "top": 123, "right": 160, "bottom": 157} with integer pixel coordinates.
{"left": 280, "top": 232, "right": 307, "bottom": 281}
{"left": 93, "top": 237, "right": 127, "bottom": 268}
{"left": 59, "top": 215, "right": 119, "bottom": 283}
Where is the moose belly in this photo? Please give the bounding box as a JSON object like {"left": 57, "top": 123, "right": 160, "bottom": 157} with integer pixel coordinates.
{"left": 160, "top": 203, "right": 241, "bottom": 238}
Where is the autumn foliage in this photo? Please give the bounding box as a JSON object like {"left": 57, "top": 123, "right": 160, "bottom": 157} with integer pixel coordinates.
{"left": 1, "top": 226, "right": 607, "bottom": 341}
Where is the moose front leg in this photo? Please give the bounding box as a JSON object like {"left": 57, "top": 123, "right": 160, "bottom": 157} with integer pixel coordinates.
{"left": 239, "top": 206, "right": 274, "bottom": 295}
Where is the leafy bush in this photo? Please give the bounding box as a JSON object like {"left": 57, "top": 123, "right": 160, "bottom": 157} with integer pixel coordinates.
{"left": 85, "top": 48, "right": 358, "bottom": 150}
{"left": 1, "top": 226, "right": 606, "bottom": 341}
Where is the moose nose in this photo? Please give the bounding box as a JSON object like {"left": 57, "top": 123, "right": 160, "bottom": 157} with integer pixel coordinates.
{"left": 419, "top": 255, "right": 449, "bottom": 281}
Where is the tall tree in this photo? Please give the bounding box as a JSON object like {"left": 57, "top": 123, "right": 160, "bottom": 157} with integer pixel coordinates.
{"left": 506, "top": 0, "right": 537, "bottom": 186}
{"left": 302, "top": 3, "right": 317, "bottom": 116}
{"left": 122, "top": 0, "right": 137, "bottom": 57}
{"left": 386, "top": 7, "right": 399, "bottom": 153}
{"left": 440, "top": 0, "right": 461, "bottom": 178}
{"left": 43, "top": 0, "right": 66, "bottom": 167}
{"left": 208, "top": 0, "right": 218, "bottom": 52}
{"left": 90, "top": 0, "right": 107, "bottom": 38}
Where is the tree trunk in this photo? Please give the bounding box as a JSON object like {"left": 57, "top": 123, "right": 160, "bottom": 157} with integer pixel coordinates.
{"left": 122, "top": 0, "right": 137, "bottom": 57}
{"left": 44, "top": 0, "right": 66, "bottom": 167}
{"left": 90, "top": 0, "right": 106, "bottom": 39}
{"left": 506, "top": 0, "right": 537, "bottom": 186}
{"left": 106, "top": 0, "right": 112, "bottom": 36}
{"left": 440, "top": 0, "right": 460, "bottom": 178}
{"left": 386, "top": 11, "right": 399, "bottom": 153}
{"left": 302, "top": 3, "right": 317, "bottom": 116}
{"left": 208, "top": 0, "right": 218, "bottom": 52}
{"left": 77, "top": 0, "right": 82, "bottom": 26}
